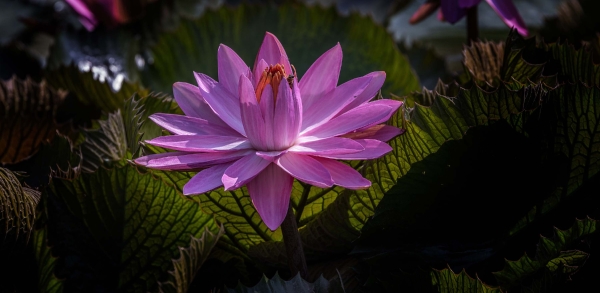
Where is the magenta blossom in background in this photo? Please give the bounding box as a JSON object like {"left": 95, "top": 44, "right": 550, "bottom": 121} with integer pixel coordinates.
{"left": 134, "top": 32, "right": 404, "bottom": 230}
{"left": 409, "top": 0, "right": 528, "bottom": 36}
{"left": 65, "top": 0, "right": 127, "bottom": 31}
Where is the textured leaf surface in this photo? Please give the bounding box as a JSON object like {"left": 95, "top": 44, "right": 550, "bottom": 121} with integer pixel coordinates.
{"left": 0, "top": 77, "right": 67, "bottom": 164}
{"left": 48, "top": 164, "right": 218, "bottom": 292}
{"left": 355, "top": 33, "right": 600, "bottom": 291}
{"left": 228, "top": 273, "right": 334, "bottom": 293}
{"left": 0, "top": 167, "right": 40, "bottom": 240}
{"left": 494, "top": 217, "right": 598, "bottom": 290}
{"left": 156, "top": 171, "right": 282, "bottom": 254}
{"left": 431, "top": 268, "right": 502, "bottom": 293}
{"left": 159, "top": 226, "right": 224, "bottom": 293}
{"left": 140, "top": 3, "right": 420, "bottom": 97}
{"left": 79, "top": 111, "right": 127, "bottom": 172}
{"left": 463, "top": 41, "right": 505, "bottom": 85}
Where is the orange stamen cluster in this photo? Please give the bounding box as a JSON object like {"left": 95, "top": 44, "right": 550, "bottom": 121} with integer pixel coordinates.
{"left": 255, "top": 64, "right": 286, "bottom": 102}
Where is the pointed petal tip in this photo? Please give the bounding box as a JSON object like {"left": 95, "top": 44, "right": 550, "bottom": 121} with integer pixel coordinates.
{"left": 133, "top": 156, "right": 147, "bottom": 166}
{"left": 264, "top": 220, "right": 283, "bottom": 231}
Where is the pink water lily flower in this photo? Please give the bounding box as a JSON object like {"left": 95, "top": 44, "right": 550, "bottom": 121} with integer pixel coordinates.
{"left": 135, "top": 33, "right": 404, "bottom": 230}
{"left": 65, "top": 0, "right": 128, "bottom": 31}
{"left": 409, "top": 0, "right": 528, "bottom": 36}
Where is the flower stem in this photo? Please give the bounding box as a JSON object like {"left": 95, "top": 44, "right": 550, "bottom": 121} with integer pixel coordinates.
{"left": 280, "top": 202, "right": 308, "bottom": 279}
{"left": 466, "top": 6, "right": 478, "bottom": 44}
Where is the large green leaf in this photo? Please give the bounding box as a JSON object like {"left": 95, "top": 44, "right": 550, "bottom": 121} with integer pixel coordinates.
{"left": 46, "top": 163, "right": 219, "bottom": 292}
{"left": 0, "top": 76, "right": 67, "bottom": 164}
{"left": 139, "top": 3, "right": 420, "bottom": 97}
{"left": 36, "top": 105, "right": 220, "bottom": 292}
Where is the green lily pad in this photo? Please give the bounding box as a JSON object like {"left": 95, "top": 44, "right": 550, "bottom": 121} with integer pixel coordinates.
{"left": 139, "top": 3, "right": 420, "bottom": 97}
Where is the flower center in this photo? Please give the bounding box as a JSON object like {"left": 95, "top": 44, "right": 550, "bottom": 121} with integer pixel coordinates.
{"left": 255, "top": 64, "right": 295, "bottom": 102}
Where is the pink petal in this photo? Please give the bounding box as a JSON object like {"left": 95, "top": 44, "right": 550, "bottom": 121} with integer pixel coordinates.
{"left": 172, "top": 82, "right": 228, "bottom": 128}
{"left": 218, "top": 44, "right": 251, "bottom": 97}
{"left": 273, "top": 79, "right": 301, "bottom": 149}
{"left": 301, "top": 103, "right": 397, "bottom": 140}
{"left": 194, "top": 73, "right": 246, "bottom": 136}
{"left": 351, "top": 99, "right": 403, "bottom": 130}
{"left": 239, "top": 75, "right": 267, "bottom": 150}
{"left": 485, "top": 0, "right": 528, "bottom": 36}
{"left": 291, "top": 77, "right": 303, "bottom": 136}
{"left": 409, "top": 1, "right": 441, "bottom": 24}
{"left": 134, "top": 150, "right": 250, "bottom": 170}
{"left": 276, "top": 153, "right": 333, "bottom": 188}
{"left": 287, "top": 137, "right": 364, "bottom": 156}
{"left": 313, "top": 157, "right": 371, "bottom": 190}
{"left": 441, "top": 0, "right": 466, "bottom": 23}
{"left": 301, "top": 74, "right": 372, "bottom": 133}
{"left": 65, "top": 0, "right": 98, "bottom": 31}
{"left": 253, "top": 59, "right": 269, "bottom": 87}
{"left": 254, "top": 32, "right": 292, "bottom": 76}
{"left": 315, "top": 139, "right": 392, "bottom": 160}
{"left": 146, "top": 135, "right": 251, "bottom": 152}
{"left": 149, "top": 113, "right": 240, "bottom": 136}
{"left": 299, "top": 43, "right": 342, "bottom": 110}
{"left": 247, "top": 164, "right": 293, "bottom": 231}
{"left": 222, "top": 153, "right": 270, "bottom": 190}
{"left": 342, "top": 125, "right": 405, "bottom": 142}
{"left": 337, "top": 71, "right": 386, "bottom": 115}
{"left": 183, "top": 163, "right": 231, "bottom": 195}
{"left": 256, "top": 150, "right": 287, "bottom": 162}
{"left": 259, "top": 84, "right": 276, "bottom": 150}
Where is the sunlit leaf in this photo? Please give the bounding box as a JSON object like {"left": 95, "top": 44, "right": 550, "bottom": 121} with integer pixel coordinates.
{"left": 431, "top": 267, "right": 502, "bottom": 293}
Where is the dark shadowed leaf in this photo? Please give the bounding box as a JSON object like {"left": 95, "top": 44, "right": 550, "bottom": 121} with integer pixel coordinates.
{"left": 44, "top": 64, "right": 148, "bottom": 113}
{"left": 0, "top": 77, "right": 67, "bottom": 164}
{"left": 33, "top": 203, "right": 64, "bottom": 293}
{"left": 140, "top": 3, "right": 420, "bottom": 97}
{"left": 228, "top": 273, "right": 336, "bottom": 293}
{"left": 159, "top": 226, "right": 225, "bottom": 293}
{"left": 0, "top": 167, "right": 40, "bottom": 240}
{"left": 47, "top": 163, "right": 219, "bottom": 292}
{"left": 79, "top": 111, "right": 127, "bottom": 172}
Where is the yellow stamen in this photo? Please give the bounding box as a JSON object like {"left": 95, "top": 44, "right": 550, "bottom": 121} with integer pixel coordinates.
{"left": 255, "top": 64, "right": 288, "bottom": 102}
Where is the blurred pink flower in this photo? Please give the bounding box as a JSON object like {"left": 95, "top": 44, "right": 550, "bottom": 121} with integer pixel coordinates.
{"left": 65, "top": 0, "right": 128, "bottom": 31}
{"left": 410, "top": 0, "right": 528, "bottom": 36}
{"left": 134, "top": 33, "right": 404, "bottom": 230}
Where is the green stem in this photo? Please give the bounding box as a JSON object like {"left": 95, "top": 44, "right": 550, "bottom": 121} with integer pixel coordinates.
{"left": 280, "top": 202, "right": 308, "bottom": 279}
